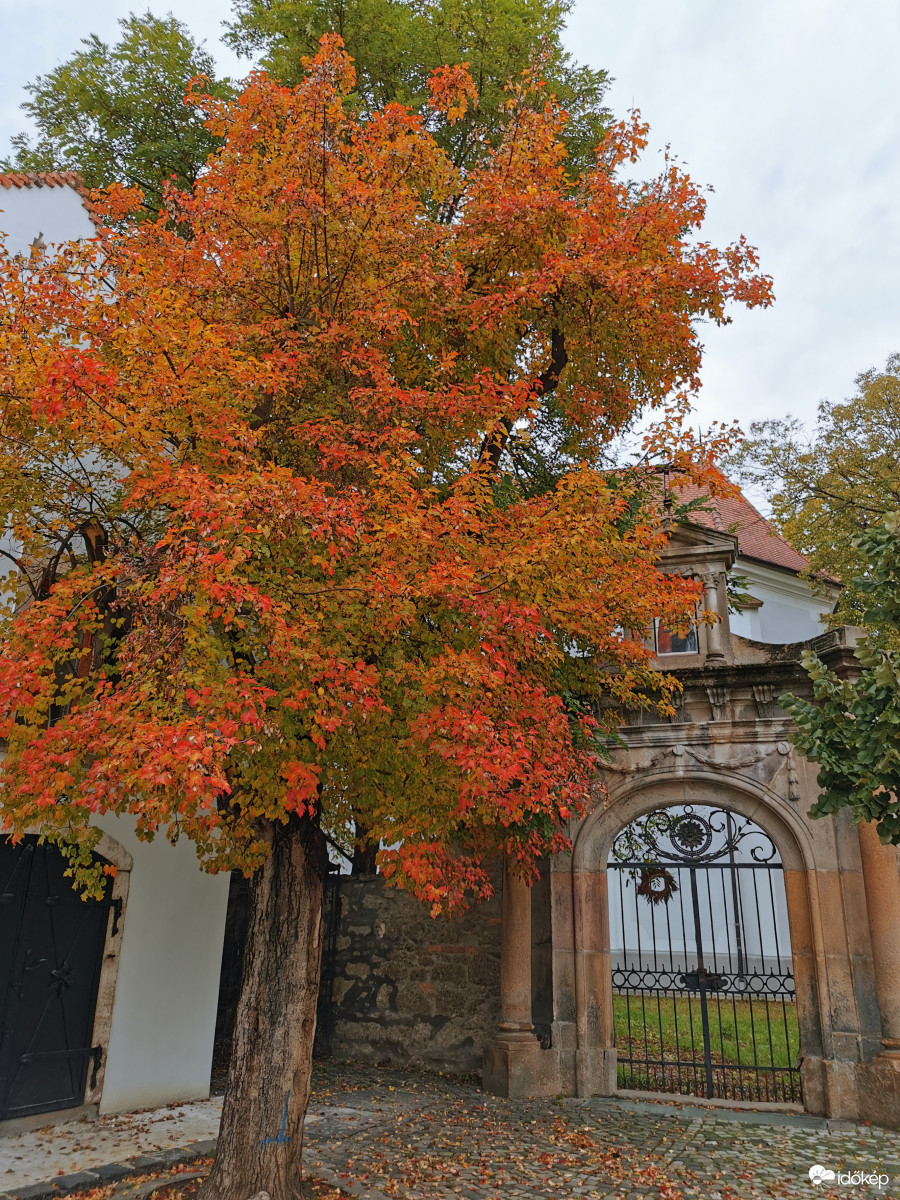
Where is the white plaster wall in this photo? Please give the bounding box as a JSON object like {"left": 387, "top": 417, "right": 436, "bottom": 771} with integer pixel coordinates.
{"left": 97, "top": 815, "right": 230, "bottom": 1113}
{"left": 729, "top": 557, "right": 837, "bottom": 644}
{"left": 0, "top": 184, "right": 95, "bottom": 257}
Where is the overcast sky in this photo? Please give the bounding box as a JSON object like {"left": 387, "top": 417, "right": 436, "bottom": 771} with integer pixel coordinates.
{"left": 1, "top": 0, "right": 898, "bottom": 439}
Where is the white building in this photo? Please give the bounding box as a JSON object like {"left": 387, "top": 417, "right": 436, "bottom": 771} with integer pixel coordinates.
{"left": 687, "top": 486, "right": 840, "bottom": 644}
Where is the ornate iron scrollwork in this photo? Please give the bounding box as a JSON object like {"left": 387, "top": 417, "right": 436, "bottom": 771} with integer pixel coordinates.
{"left": 611, "top": 804, "right": 781, "bottom": 867}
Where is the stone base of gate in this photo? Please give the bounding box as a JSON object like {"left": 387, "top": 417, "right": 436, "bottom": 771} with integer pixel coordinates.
{"left": 482, "top": 1040, "right": 562, "bottom": 1098}
{"left": 574, "top": 1048, "right": 617, "bottom": 1098}
{"left": 857, "top": 1054, "right": 900, "bottom": 1128}
{"left": 798, "top": 1056, "right": 859, "bottom": 1120}
{"left": 483, "top": 1044, "right": 619, "bottom": 1099}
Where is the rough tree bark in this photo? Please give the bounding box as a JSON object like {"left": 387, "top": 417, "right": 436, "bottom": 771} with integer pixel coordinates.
{"left": 350, "top": 820, "right": 378, "bottom": 875}
{"left": 198, "top": 815, "right": 326, "bottom": 1200}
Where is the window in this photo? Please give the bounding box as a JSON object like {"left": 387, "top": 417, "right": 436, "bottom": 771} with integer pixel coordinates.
{"left": 654, "top": 617, "right": 699, "bottom": 656}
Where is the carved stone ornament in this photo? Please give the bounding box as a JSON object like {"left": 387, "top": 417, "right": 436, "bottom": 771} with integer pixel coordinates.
{"left": 706, "top": 685, "right": 729, "bottom": 722}
{"left": 752, "top": 683, "right": 777, "bottom": 719}
{"left": 600, "top": 738, "right": 803, "bottom": 804}
{"left": 681, "top": 744, "right": 770, "bottom": 770}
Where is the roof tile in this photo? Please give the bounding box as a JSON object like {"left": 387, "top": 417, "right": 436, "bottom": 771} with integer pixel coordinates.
{"left": 674, "top": 481, "right": 815, "bottom": 575}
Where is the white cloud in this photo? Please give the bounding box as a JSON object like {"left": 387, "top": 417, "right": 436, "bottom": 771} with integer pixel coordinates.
{"left": 565, "top": 0, "right": 900, "bottom": 430}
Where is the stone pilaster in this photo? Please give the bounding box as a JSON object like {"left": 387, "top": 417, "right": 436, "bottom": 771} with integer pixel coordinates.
{"left": 857, "top": 821, "right": 900, "bottom": 1126}
{"left": 483, "top": 859, "right": 559, "bottom": 1097}
{"left": 858, "top": 822, "right": 900, "bottom": 1054}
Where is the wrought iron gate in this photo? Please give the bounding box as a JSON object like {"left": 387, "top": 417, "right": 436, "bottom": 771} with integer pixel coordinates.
{"left": 608, "top": 805, "right": 801, "bottom": 1103}
{"left": 0, "top": 836, "right": 113, "bottom": 1121}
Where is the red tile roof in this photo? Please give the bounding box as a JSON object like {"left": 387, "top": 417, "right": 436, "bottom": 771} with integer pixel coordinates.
{"left": 0, "top": 171, "right": 101, "bottom": 227}
{"left": 673, "top": 481, "right": 813, "bottom": 575}
{"left": 0, "top": 171, "right": 83, "bottom": 190}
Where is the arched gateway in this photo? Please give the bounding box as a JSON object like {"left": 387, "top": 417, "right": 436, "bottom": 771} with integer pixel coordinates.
{"left": 483, "top": 495, "right": 900, "bottom": 1127}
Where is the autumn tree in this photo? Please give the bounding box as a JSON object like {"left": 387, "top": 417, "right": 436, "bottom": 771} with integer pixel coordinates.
{"left": 732, "top": 353, "right": 900, "bottom": 626}
{"left": 782, "top": 513, "right": 900, "bottom": 844}
{"left": 0, "top": 41, "right": 771, "bottom": 1200}
{"left": 2, "top": 11, "right": 232, "bottom": 215}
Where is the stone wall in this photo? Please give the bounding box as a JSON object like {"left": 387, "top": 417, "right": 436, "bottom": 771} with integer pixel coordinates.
{"left": 327, "top": 874, "right": 501, "bottom": 1074}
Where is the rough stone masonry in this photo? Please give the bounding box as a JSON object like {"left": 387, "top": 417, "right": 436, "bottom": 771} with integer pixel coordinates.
{"left": 327, "top": 874, "right": 502, "bottom": 1073}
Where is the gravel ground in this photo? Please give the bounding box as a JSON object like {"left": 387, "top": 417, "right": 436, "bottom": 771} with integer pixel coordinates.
{"left": 302, "top": 1061, "right": 900, "bottom": 1200}
{"left": 3, "top": 1061, "right": 898, "bottom": 1200}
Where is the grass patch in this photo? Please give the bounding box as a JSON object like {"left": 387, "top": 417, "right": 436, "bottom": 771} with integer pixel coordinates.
{"left": 614, "top": 992, "right": 800, "bottom": 1101}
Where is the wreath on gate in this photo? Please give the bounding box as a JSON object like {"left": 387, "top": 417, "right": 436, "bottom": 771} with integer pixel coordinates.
{"left": 636, "top": 866, "right": 679, "bottom": 906}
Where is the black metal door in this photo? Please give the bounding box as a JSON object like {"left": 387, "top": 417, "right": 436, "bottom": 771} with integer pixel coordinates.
{"left": 0, "top": 836, "right": 112, "bottom": 1120}
{"left": 608, "top": 805, "right": 801, "bottom": 1103}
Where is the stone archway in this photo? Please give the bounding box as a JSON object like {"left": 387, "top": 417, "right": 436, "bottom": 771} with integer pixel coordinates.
{"left": 569, "top": 774, "right": 827, "bottom": 1111}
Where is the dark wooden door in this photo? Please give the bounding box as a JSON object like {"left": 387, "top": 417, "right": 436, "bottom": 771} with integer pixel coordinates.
{"left": 0, "top": 837, "right": 112, "bottom": 1120}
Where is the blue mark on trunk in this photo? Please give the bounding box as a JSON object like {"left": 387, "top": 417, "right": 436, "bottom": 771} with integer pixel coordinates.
{"left": 260, "top": 1089, "right": 292, "bottom": 1146}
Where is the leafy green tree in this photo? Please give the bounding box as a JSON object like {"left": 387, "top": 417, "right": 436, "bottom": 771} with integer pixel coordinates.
{"left": 782, "top": 513, "right": 900, "bottom": 843}
{"left": 3, "top": 12, "right": 233, "bottom": 214}
{"left": 732, "top": 353, "right": 900, "bottom": 625}
{"left": 226, "top": 0, "right": 610, "bottom": 175}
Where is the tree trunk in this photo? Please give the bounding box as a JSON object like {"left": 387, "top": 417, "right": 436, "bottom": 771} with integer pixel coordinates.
{"left": 198, "top": 816, "right": 325, "bottom": 1200}
{"left": 350, "top": 820, "right": 378, "bottom": 875}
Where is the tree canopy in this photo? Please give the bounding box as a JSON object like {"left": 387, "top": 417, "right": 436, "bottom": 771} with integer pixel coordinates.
{"left": 732, "top": 353, "right": 900, "bottom": 626}
{"left": 0, "top": 40, "right": 771, "bottom": 1199}
{"left": 782, "top": 512, "right": 900, "bottom": 844}
{"left": 226, "top": 0, "right": 611, "bottom": 176}
{"left": 2, "top": 11, "right": 232, "bottom": 214}
{"left": 5, "top": 1, "right": 609, "bottom": 216}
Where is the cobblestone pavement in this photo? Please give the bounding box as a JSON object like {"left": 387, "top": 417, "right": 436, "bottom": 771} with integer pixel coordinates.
{"left": 304, "top": 1062, "right": 900, "bottom": 1200}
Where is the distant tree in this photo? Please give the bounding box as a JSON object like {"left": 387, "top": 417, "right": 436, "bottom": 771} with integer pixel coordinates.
{"left": 226, "top": 0, "right": 611, "bottom": 176}
{"left": 2, "top": 11, "right": 233, "bottom": 214}
{"left": 782, "top": 512, "right": 900, "bottom": 844}
{"left": 732, "top": 353, "right": 900, "bottom": 626}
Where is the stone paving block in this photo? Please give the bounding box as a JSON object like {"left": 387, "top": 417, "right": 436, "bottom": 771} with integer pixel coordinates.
{"left": 3, "top": 1186, "right": 64, "bottom": 1200}
{"left": 51, "top": 1172, "right": 101, "bottom": 1194}
{"left": 92, "top": 1161, "right": 136, "bottom": 1182}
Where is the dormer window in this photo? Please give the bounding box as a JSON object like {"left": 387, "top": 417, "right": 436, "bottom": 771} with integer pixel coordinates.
{"left": 653, "top": 617, "right": 699, "bottom": 656}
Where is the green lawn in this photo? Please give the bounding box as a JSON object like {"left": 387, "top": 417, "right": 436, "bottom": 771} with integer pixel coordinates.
{"left": 613, "top": 992, "right": 800, "bottom": 1100}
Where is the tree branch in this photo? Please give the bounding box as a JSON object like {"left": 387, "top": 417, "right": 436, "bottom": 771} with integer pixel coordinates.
{"left": 477, "top": 327, "right": 568, "bottom": 472}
